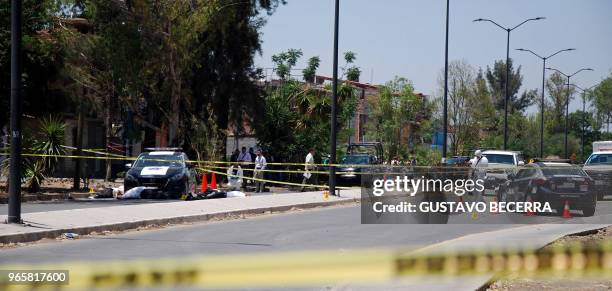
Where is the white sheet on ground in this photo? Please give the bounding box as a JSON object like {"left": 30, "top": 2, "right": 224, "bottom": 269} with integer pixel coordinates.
{"left": 122, "top": 186, "right": 144, "bottom": 199}
{"left": 226, "top": 191, "right": 246, "bottom": 198}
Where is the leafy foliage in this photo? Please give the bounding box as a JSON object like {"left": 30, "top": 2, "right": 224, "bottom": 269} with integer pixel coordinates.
{"left": 302, "top": 56, "right": 320, "bottom": 83}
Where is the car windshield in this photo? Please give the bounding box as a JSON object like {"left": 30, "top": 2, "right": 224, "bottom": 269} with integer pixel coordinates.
{"left": 586, "top": 153, "right": 612, "bottom": 165}
{"left": 483, "top": 154, "right": 514, "bottom": 164}
{"left": 134, "top": 154, "right": 184, "bottom": 167}
{"left": 542, "top": 166, "right": 586, "bottom": 177}
{"left": 342, "top": 155, "right": 370, "bottom": 164}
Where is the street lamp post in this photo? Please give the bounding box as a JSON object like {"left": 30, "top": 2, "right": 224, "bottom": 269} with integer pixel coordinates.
{"left": 8, "top": 0, "right": 23, "bottom": 224}
{"left": 570, "top": 83, "right": 597, "bottom": 161}
{"left": 329, "top": 0, "right": 339, "bottom": 196}
{"left": 545, "top": 67, "right": 593, "bottom": 159}
{"left": 442, "top": 0, "right": 449, "bottom": 162}
{"left": 516, "top": 48, "right": 575, "bottom": 158}
{"left": 473, "top": 17, "right": 544, "bottom": 150}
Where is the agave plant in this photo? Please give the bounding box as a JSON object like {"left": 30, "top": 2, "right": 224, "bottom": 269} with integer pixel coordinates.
{"left": 32, "top": 115, "right": 66, "bottom": 173}
{"left": 0, "top": 116, "right": 66, "bottom": 193}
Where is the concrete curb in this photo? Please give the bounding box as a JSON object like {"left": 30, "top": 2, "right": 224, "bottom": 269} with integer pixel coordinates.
{"left": 0, "top": 192, "right": 91, "bottom": 204}
{"left": 1, "top": 197, "right": 359, "bottom": 244}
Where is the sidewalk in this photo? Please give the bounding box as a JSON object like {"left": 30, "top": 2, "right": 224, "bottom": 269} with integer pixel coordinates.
{"left": 0, "top": 188, "right": 361, "bottom": 244}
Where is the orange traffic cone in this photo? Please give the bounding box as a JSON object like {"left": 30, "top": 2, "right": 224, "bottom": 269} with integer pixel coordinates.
{"left": 210, "top": 173, "right": 218, "bottom": 190}
{"left": 201, "top": 174, "right": 208, "bottom": 192}
{"left": 525, "top": 196, "right": 535, "bottom": 216}
{"left": 562, "top": 200, "right": 572, "bottom": 218}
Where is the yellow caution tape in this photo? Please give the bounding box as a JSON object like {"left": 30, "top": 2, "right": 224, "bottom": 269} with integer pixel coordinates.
{"left": 0, "top": 241, "right": 610, "bottom": 289}
{"left": 197, "top": 166, "right": 353, "bottom": 190}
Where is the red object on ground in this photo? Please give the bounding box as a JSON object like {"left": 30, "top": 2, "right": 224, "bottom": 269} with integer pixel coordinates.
{"left": 525, "top": 196, "right": 535, "bottom": 216}
{"left": 562, "top": 200, "right": 572, "bottom": 219}
{"left": 201, "top": 174, "right": 208, "bottom": 192}
{"left": 491, "top": 196, "right": 499, "bottom": 215}
{"left": 210, "top": 173, "right": 218, "bottom": 190}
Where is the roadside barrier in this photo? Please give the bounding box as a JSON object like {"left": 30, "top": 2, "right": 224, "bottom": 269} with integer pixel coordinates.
{"left": 1, "top": 240, "right": 611, "bottom": 289}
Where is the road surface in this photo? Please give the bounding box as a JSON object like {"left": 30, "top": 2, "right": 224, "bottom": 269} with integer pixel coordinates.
{"left": 1, "top": 205, "right": 520, "bottom": 264}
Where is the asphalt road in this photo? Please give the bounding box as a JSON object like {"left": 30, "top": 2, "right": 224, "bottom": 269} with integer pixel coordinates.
{"left": 1, "top": 205, "right": 520, "bottom": 264}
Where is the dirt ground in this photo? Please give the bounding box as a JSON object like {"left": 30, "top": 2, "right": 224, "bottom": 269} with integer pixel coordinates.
{"left": 0, "top": 177, "right": 124, "bottom": 198}
{"left": 487, "top": 226, "right": 612, "bottom": 291}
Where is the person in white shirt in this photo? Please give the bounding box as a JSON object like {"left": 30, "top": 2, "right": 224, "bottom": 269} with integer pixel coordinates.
{"left": 227, "top": 164, "right": 244, "bottom": 190}
{"left": 301, "top": 148, "right": 316, "bottom": 192}
{"left": 470, "top": 150, "right": 488, "bottom": 202}
{"left": 253, "top": 149, "right": 267, "bottom": 193}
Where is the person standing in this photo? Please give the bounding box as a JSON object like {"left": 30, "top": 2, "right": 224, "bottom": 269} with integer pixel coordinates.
{"left": 237, "top": 147, "right": 251, "bottom": 189}
{"left": 226, "top": 163, "right": 244, "bottom": 190}
{"left": 253, "top": 149, "right": 267, "bottom": 193}
{"left": 237, "top": 147, "right": 251, "bottom": 163}
{"left": 301, "top": 148, "right": 316, "bottom": 192}
{"left": 230, "top": 149, "right": 240, "bottom": 163}
{"left": 470, "top": 150, "right": 488, "bottom": 202}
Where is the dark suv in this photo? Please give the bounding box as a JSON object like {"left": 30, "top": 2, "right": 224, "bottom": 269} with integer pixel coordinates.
{"left": 124, "top": 149, "right": 195, "bottom": 199}
{"left": 498, "top": 161, "right": 596, "bottom": 216}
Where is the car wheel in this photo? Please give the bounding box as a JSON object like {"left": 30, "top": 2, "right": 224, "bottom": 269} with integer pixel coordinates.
{"left": 582, "top": 205, "right": 596, "bottom": 217}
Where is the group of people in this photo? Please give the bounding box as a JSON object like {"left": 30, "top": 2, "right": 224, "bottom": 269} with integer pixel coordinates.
{"left": 229, "top": 147, "right": 269, "bottom": 193}
{"left": 227, "top": 147, "right": 318, "bottom": 193}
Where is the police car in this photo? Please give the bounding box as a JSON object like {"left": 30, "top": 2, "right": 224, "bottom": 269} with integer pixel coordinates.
{"left": 124, "top": 148, "right": 195, "bottom": 199}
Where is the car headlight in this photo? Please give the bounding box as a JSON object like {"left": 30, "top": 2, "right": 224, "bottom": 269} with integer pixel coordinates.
{"left": 125, "top": 173, "right": 138, "bottom": 182}
{"left": 168, "top": 173, "right": 184, "bottom": 182}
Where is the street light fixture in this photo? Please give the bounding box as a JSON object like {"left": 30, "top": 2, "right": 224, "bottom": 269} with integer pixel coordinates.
{"left": 473, "top": 17, "right": 545, "bottom": 150}
{"left": 516, "top": 48, "right": 575, "bottom": 157}
{"left": 570, "top": 83, "right": 597, "bottom": 161}
{"left": 545, "top": 67, "right": 594, "bottom": 159}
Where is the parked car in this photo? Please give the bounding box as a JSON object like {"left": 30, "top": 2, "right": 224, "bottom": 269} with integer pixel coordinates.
{"left": 446, "top": 156, "right": 471, "bottom": 166}
{"left": 583, "top": 151, "right": 612, "bottom": 200}
{"left": 337, "top": 153, "right": 378, "bottom": 185}
{"left": 497, "top": 161, "right": 596, "bottom": 216}
{"left": 481, "top": 150, "right": 525, "bottom": 195}
{"left": 124, "top": 148, "right": 195, "bottom": 199}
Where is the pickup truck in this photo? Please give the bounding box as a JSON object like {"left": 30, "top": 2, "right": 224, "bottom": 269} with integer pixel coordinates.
{"left": 481, "top": 150, "right": 525, "bottom": 196}
{"left": 583, "top": 151, "right": 612, "bottom": 200}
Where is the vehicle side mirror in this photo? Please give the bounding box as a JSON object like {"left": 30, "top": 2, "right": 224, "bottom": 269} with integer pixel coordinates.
{"left": 518, "top": 161, "right": 525, "bottom": 166}
{"left": 125, "top": 163, "right": 132, "bottom": 169}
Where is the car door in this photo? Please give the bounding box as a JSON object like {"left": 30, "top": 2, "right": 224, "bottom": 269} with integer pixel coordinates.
{"left": 516, "top": 166, "right": 537, "bottom": 201}
{"left": 507, "top": 168, "right": 527, "bottom": 202}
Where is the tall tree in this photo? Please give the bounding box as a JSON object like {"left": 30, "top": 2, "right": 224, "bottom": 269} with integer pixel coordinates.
{"left": 546, "top": 71, "right": 575, "bottom": 133}
{"left": 485, "top": 59, "right": 534, "bottom": 113}
{"left": 591, "top": 73, "right": 612, "bottom": 132}
{"left": 367, "top": 77, "right": 426, "bottom": 161}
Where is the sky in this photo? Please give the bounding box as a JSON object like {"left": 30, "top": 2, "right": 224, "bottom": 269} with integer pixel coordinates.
{"left": 254, "top": 0, "right": 612, "bottom": 114}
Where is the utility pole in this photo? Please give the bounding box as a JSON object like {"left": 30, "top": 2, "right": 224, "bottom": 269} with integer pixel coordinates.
{"left": 473, "top": 17, "right": 544, "bottom": 150}
{"left": 442, "top": 0, "right": 449, "bottom": 162}
{"left": 329, "top": 0, "right": 339, "bottom": 196}
{"left": 8, "top": 0, "right": 23, "bottom": 224}
{"left": 546, "top": 67, "right": 593, "bottom": 159}
{"left": 516, "top": 48, "right": 575, "bottom": 157}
